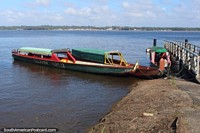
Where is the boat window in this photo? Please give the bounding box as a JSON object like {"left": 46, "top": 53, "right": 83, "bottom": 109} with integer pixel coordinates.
{"left": 112, "top": 55, "right": 121, "bottom": 62}
{"left": 57, "top": 53, "right": 67, "bottom": 58}
{"left": 108, "top": 54, "right": 120, "bottom": 64}
{"left": 28, "top": 53, "right": 33, "bottom": 56}
{"left": 43, "top": 55, "right": 51, "bottom": 59}
{"left": 19, "top": 51, "right": 28, "bottom": 55}
{"left": 35, "top": 54, "right": 41, "bottom": 58}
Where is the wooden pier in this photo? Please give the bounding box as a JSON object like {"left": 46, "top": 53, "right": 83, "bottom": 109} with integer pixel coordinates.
{"left": 164, "top": 40, "right": 200, "bottom": 83}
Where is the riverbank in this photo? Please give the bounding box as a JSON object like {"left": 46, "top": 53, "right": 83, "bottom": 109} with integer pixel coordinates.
{"left": 1, "top": 26, "right": 200, "bottom": 31}
{"left": 88, "top": 79, "right": 200, "bottom": 133}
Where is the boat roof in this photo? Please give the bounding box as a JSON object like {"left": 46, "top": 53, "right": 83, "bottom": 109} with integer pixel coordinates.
{"left": 18, "top": 47, "right": 52, "bottom": 55}
{"left": 51, "top": 48, "right": 70, "bottom": 53}
{"left": 151, "top": 46, "right": 167, "bottom": 53}
{"left": 72, "top": 48, "right": 120, "bottom": 55}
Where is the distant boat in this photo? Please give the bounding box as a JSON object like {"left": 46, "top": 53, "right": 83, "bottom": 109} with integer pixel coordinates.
{"left": 12, "top": 47, "right": 136, "bottom": 76}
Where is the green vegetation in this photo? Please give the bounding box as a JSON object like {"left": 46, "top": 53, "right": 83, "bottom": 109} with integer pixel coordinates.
{"left": 0, "top": 25, "right": 200, "bottom": 31}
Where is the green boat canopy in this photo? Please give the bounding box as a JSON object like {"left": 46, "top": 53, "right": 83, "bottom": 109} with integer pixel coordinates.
{"left": 72, "top": 48, "right": 107, "bottom": 63}
{"left": 18, "top": 47, "right": 52, "bottom": 55}
{"left": 151, "top": 46, "right": 167, "bottom": 53}
{"left": 73, "top": 48, "right": 107, "bottom": 55}
{"left": 72, "top": 48, "right": 128, "bottom": 66}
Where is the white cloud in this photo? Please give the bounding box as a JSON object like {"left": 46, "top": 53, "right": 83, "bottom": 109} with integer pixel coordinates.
{"left": 122, "top": 2, "right": 130, "bottom": 8}
{"left": 0, "top": 9, "right": 65, "bottom": 25}
{"left": 27, "top": 11, "right": 64, "bottom": 24}
{"left": 166, "top": 0, "right": 200, "bottom": 26}
{"left": 0, "top": 10, "right": 24, "bottom": 23}
{"left": 64, "top": 8, "right": 77, "bottom": 15}
{"left": 26, "top": 0, "right": 51, "bottom": 7}
{"left": 48, "top": 13, "right": 63, "bottom": 21}
{"left": 64, "top": 5, "right": 112, "bottom": 21}
{"left": 0, "top": 0, "right": 200, "bottom": 27}
{"left": 121, "top": 1, "right": 163, "bottom": 18}
{"left": 80, "top": 7, "right": 92, "bottom": 16}
{"left": 117, "top": 0, "right": 200, "bottom": 27}
{"left": 62, "top": 3, "right": 120, "bottom": 26}
{"left": 35, "top": 0, "right": 50, "bottom": 6}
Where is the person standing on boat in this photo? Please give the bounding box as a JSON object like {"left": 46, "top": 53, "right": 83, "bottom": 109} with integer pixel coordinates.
{"left": 159, "top": 53, "right": 171, "bottom": 74}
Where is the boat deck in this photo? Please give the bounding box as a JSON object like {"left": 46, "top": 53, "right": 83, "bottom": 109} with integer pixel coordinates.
{"left": 75, "top": 60, "right": 128, "bottom": 67}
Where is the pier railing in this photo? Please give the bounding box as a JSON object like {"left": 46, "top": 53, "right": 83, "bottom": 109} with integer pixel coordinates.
{"left": 164, "top": 40, "right": 200, "bottom": 80}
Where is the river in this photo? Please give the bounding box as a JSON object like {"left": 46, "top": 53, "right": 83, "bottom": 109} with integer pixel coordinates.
{"left": 0, "top": 30, "right": 199, "bottom": 132}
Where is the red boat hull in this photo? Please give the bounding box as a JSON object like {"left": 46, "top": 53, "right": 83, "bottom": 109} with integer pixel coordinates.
{"left": 129, "top": 65, "right": 162, "bottom": 78}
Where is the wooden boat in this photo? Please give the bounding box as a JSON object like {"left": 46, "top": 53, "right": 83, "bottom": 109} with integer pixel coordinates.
{"left": 12, "top": 47, "right": 136, "bottom": 76}
{"left": 71, "top": 48, "right": 162, "bottom": 78}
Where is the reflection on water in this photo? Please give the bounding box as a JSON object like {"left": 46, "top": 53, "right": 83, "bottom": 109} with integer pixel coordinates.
{"left": 12, "top": 61, "right": 139, "bottom": 87}
{"left": 0, "top": 61, "right": 139, "bottom": 132}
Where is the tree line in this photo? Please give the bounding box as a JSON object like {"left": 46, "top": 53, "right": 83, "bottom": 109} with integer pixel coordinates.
{"left": 0, "top": 25, "right": 200, "bottom": 31}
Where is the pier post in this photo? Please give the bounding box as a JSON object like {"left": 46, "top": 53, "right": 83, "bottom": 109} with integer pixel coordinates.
{"left": 153, "top": 39, "right": 157, "bottom": 46}
{"left": 185, "top": 39, "right": 189, "bottom": 64}
{"left": 185, "top": 39, "right": 188, "bottom": 48}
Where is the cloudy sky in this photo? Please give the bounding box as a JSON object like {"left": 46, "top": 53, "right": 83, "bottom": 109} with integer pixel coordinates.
{"left": 0, "top": 0, "right": 199, "bottom": 27}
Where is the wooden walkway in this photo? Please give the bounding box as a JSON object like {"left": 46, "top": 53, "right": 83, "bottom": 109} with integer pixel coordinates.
{"left": 164, "top": 40, "right": 200, "bottom": 82}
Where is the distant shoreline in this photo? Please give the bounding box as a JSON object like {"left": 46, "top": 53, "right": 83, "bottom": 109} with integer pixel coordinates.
{"left": 0, "top": 26, "right": 200, "bottom": 31}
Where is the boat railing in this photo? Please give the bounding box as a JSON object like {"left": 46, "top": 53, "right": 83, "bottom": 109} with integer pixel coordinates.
{"left": 118, "top": 53, "right": 128, "bottom": 66}
{"left": 104, "top": 52, "right": 128, "bottom": 66}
